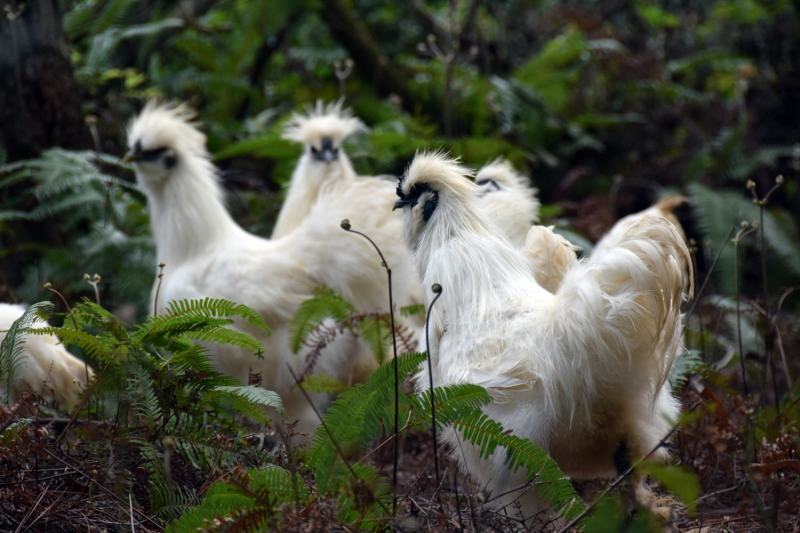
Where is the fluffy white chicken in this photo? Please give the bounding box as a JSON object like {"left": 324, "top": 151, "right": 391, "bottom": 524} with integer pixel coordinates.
{"left": 125, "top": 102, "right": 418, "bottom": 438}
{"left": 474, "top": 158, "right": 540, "bottom": 248}
{"left": 0, "top": 303, "right": 92, "bottom": 410}
{"left": 394, "top": 153, "right": 690, "bottom": 521}
{"left": 272, "top": 100, "right": 365, "bottom": 238}
{"left": 276, "top": 99, "right": 423, "bottom": 316}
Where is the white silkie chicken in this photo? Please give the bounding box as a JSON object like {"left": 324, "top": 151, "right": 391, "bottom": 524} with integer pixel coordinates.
{"left": 272, "top": 100, "right": 365, "bottom": 238}
{"left": 124, "top": 102, "right": 414, "bottom": 438}
{"left": 394, "top": 153, "right": 690, "bottom": 522}
{"left": 474, "top": 158, "right": 540, "bottom": 248}
{"left": 0, "top": 303, "right": 92, "bottom": 410}
{"left": 276, "top": 99, "right": 423, "bottom": 316}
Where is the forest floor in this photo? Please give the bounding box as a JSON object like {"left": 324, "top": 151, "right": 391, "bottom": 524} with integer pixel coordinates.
{"left": 1, "top": 371, "right": 796, "bottom": 532}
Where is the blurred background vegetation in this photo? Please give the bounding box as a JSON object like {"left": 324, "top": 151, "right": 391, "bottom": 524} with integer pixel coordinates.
{"left": 0, "top": 0, "right": 798, "bottom": 326}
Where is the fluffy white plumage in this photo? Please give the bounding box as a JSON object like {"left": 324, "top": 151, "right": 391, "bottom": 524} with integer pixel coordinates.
{"left": 126, "top": 101, "right": 415, "bottom": 438}
{"left": 272, "top": 100, "right": 366, "bottom": 238}
{"left": 0, "top": 303, "right": 92, "bottom": 409}
{"left": 472, "top": 159, "right": 575, "bottom": 293}
{"left": 396, "top": 153, "right": 691, "bottom": 521}
{"left": 522, "top": 225, "right": 579, "bottom": 293}
{"left": 474, "top": 159, "right": 540, "bottom": 248}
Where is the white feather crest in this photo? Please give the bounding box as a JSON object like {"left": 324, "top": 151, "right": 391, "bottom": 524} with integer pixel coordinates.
{"left": 401, "top": 151, "right": 477, "bottom": 200}
{"left": 127, "top": 100, "right": 208, "bottom": 158}
{"left": 282, "top": 99, "right": 366, "bottom": 145}
{"left": 475, "top": 158, "right": 533, "bottom": 192}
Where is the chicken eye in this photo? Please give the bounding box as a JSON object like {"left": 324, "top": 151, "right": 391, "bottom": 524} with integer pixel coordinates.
{"left": 476, "top": 178, "right": 501, "bottom": 191}
{"left": 422, "top": 191, "right": 439, "bottom": 222}
{"left": 164, "top": 153, "right": 177, "bottom": 169}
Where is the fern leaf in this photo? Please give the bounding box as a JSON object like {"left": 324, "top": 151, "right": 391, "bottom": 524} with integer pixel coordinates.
{"left": 669, "top": 349, "right": 703, "bottom": 388}
{"left": 135, "top": 298, "right": 269, "bottom": 342}
{"left": 299, "top": 373, "right": 347, "bottom": 394}
{"left": 30, "top": 326, "right": 108, "bottom": 361}
{"left": 290, "top": 287, "right": 355, "bottom": 352}
{"left": 356, "top": 315, "right": 389, "bottom": 364}
{"left": 308, "top": 353, "right": 425, "bottom": 494}
{"left": 180, "top": 327, "right": 265, "bottom": 358}
{"left": 0, "top": 302, "right": 55, "bottom": 402}
{"left": 214, "top": 385, "right": 284, "bottom": 411}
{"left": 451, "top": 409, "right": 584, "bottom": 518}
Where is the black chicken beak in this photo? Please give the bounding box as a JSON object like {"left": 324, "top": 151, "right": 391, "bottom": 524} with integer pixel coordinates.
{"left": 321, "top": 147, "right": 337, "bottom": 162}
{"left": 393, "top": 199, "right": 408, "bottom": 211}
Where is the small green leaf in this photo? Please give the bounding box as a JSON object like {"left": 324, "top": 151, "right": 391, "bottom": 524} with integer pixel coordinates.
{"left": 639, "top": 461, "right": 700, "bottom": 514}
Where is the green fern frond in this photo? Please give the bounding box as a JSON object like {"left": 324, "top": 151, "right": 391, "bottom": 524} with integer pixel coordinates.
{"left": 164, "top": 298, "right": 269, "bottom": 331}
{"left": 410, "top": 383, "right": 492, "bottom": 427}
{"left": 450, "top": 409, "right": 584, "bottom": 518}
{"left": 127, "top": 363, "right": 162, "bottom": 427}
{"left": 309, "top": 353, "right": 425, "bottom": 493}
{"left": 30, "top": 326, "right": 109, "bottom": 361}
{"left": 0, "top": 301, "right": 55, "bottom": 402}
{"left": 167, "top": 466, "right": 302, "bottom": 532}
{"left": 135, "top": 298, "right": 268, "bottom": 342}
{"left": 299, "top": 373, "right": 347, "bottom": 394}
{"left": 290, "top": 287, "right": 355, "bottom": 352}
{"left": 214, "top": 385, "right": 284, "bottom": 411}
{"left": 180, "top": 328, "right": 265, "bottom": 358}
{"left": 669, "top": 349, "right": 704, "bottom": 388}
{"left": 356, "top": 315, "right": 390, "bottom": 363}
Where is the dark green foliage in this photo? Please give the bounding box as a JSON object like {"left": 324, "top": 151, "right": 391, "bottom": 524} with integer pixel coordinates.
{"left": 22, "top": 297, "right": 281, "bottom": 521}
{"left": 290, "top": 286, "right": 354, "bottom": 353}
{"left": 166, "top": 465, "right": 305, "bottom": 532}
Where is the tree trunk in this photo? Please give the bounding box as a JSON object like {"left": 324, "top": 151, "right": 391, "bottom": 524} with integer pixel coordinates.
{"left": 319, "top": 0, "right": 424, "bottom": 116}
{"left": 0, "top": 0, "right": 90, "bottom": 161}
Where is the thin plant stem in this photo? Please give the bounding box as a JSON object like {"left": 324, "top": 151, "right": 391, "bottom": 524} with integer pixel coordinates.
{"left": 43, "top": 283, "right": 78, "bottom": 330}
{"left": 748, "top": 177, "right": 784, "bottom": 410}
{"left": 153, "top": 263, "right": 166, "bottom": 317}
{"left": 734, "top": 223, "right": 755, "bottom": 396}
{"left": 340, "top": 219, "right": 400, "bottom": 516}
{"left": 425, "top": 283, "right": 444, "bottom": 490}
{"left": 286, "top": 364, "right": 390, "bottom": 514}
{"left": 558, "top": 402, "right": 701, "bottom": 532}
{"left": 686, "top": 224, "right": 737, "bottom": 318}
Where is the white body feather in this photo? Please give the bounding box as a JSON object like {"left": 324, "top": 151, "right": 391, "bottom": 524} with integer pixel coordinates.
{"left": 399, "top": 154, "right": 689, "bottom": 522}
{"left": 472, "top": 160, "right": 577, "bottom": 293}
{"left": 474, "top": 159, "right": 540, "bottom": 248}
{"left": 128, "top": 102, "right": 413, "bottom": 438}
{"left": 0, "top": 303, "right": 92, "bottom": 409}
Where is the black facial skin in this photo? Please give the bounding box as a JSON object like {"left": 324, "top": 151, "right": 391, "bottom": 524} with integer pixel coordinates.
{"left": 475, "top": 177, "right": 501, "bottom": 191}
{"left": 130, "top": 140, "right": 176, "bottom": 168}
{"left": 394, "top": 182, "right": 439, "bottom": 222}
{"left": 310, "top": 136, "right": 339, "bottom": 162}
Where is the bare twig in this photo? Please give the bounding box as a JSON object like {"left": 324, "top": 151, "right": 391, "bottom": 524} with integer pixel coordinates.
{"left": 129, "top": 492, "right": 136, "bottom": 533}
{"left": 41, "top": 448, "right": 161, "bottom": 529}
